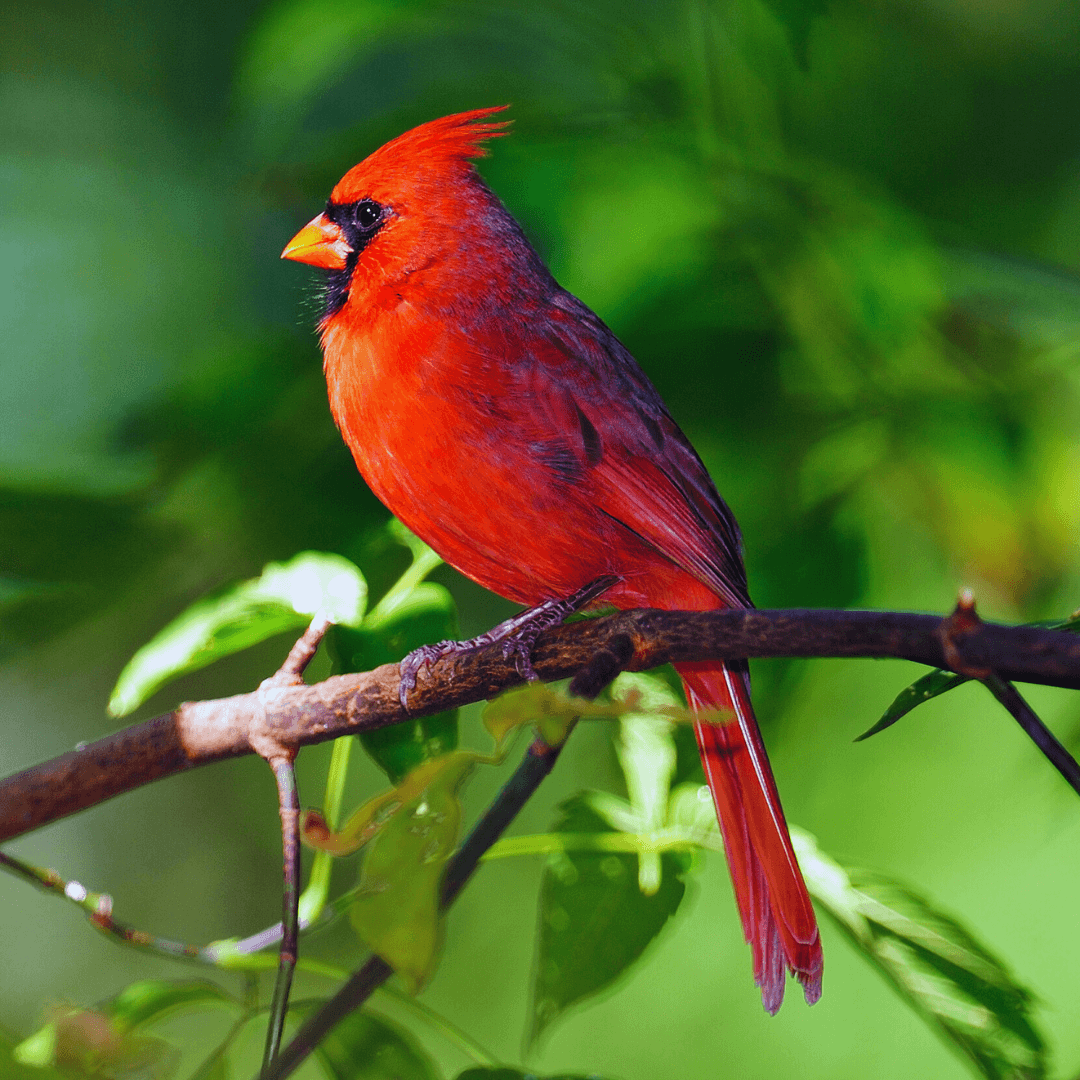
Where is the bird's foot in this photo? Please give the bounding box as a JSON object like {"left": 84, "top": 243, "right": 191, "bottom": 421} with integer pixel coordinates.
{"left": 398, "top": 574, "right": 619, "bottom": 709}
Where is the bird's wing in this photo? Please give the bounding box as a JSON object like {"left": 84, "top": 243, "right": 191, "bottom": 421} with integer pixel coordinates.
{"left": 506, "top": 288, "right": 751, "bottom": 609}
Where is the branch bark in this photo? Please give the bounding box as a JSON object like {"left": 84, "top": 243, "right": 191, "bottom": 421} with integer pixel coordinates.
{"left": 2, "top": 605, "right": 1079, "bottom": 844}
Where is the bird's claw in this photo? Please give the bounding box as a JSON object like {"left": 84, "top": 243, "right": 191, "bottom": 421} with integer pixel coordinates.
{"left": 398, "top": 641, "right": 457, "bottom": 710}
{"left": 397, "top": 574, "right": 620, "bottom": 711}
{"left": 501, "top": 634, "right": 540, "bottom": 681}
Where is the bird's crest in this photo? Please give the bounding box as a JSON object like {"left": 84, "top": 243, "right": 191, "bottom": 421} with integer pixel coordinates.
{"left": 331, "top": 107, "right": 511, "bottom": 204}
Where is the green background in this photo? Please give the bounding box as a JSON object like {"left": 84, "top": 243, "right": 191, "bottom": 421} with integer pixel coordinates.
{"left": 3, "top": 0, "right": 1080, "bottom": 1076}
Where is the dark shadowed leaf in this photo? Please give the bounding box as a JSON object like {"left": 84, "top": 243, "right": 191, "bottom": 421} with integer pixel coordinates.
{"left": 109, "top": 552, "right": 366, "bottom": 717}
{"left": 793, "top": 829, "right": 1046, "bottom": 1080}
{"left": 528, "top": 795, "right": 689, "bottom": 1048}
{"left": 330, "top": 581, "right": 459, "bottom": 783}
{"left": 301, "top": 1004, "right": 439, "bottom": 1080}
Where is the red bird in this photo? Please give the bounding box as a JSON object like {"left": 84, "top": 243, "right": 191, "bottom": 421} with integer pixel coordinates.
{"left": 282, "top": 108, "right": 822, "bottom": 1012}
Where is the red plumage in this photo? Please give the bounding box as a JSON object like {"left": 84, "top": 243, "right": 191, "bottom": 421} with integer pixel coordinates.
{"left": 283, "top": 107, "right": 822, "bottom": 1011}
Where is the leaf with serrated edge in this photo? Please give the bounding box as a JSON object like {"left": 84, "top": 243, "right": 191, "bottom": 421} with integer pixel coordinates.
{"left": 792, "top": 828, "right": 1046, "bottom": 1080}
{"left": 109, "top": 552, "right": 367, "bottom": 717}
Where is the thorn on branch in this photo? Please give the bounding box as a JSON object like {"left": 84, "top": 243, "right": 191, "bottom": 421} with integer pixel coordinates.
{"left": 939, "top": 589, "right": 992, "bottom": 680}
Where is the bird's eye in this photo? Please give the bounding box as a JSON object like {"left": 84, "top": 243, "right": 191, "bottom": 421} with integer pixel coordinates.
{"left": 354, "top": 200, "right": 382, "bottom": 232}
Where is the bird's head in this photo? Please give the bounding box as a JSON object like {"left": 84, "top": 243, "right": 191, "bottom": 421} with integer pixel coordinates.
{"left": 281, "top": 107, "right": 513, "bottom": 326}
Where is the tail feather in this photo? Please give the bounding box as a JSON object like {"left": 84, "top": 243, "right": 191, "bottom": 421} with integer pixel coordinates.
{"left": 677, "top": 660, "right": 822, "bottom": 1013}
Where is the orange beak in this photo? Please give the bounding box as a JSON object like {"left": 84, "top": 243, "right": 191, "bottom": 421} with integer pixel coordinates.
{"left": 281, "top": 214, "right": 351, "bottom": 270}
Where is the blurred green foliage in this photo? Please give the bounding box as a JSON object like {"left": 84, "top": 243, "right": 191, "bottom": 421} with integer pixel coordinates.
{"left": 3, "top": 0, "right": 1080, "bottom": 1077}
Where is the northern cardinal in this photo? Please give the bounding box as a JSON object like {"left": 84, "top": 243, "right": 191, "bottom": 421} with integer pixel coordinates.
{"left": 282, "top": 108, "right": 822, "bottom": 1012}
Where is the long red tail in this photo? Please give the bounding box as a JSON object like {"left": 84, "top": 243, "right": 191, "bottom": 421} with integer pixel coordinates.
{"left": 676, "top": 660, "right": 822, "bottom": 1013}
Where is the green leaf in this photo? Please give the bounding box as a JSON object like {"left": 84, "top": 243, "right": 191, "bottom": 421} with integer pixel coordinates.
{"left": 456, "top": 1071, "right": 615, "bottom": 1080}
{"left": 299, "top": 1005, "right": 439, "bottom": 1080}
{"left": 103, "top": 980, "right": 237, "bottom": 1033}
{"left": 857, "top": 668, "right": 969, "bottom": 741}
{"left": 331, "top": 581, "right": 458, "bottom": 784}
{"left": 481, "top": 683, "right": 630, "bottom": 749}
{"left": 1044, "top": 609, "right": 1080, "bottom": 633}
{"left": 859, "top": 606, "right": 1080, "bottom": 741}
{"left": 793, "top": 828, "right": 1047, "bottom": 1080}
{"left": 528, "top": 795, "right": 689, "bottom": 1048}
{"left": 192, "top": 1056, "right": 229, "bottom": 1080}
{"left": 349, "top": 752, "right": 475, "bottom": 992}
{"left": 612, "top": 673, "right": 679, "bottom": 827}
{"left": 109, "top": 552, "right": 366, "bottom": 717}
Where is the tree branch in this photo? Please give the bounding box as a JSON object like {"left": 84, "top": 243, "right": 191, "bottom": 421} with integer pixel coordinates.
{"left": 258, "top": 632, "right": 635, "bottom": 1080}
{"left": 2, "top": 606, "right": 1079, "bottom": 844}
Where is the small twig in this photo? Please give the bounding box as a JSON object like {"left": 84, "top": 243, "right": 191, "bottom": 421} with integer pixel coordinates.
{"left": 257, "top": 617, "right": 330, "bottom": 1074}
{"left": 0, "top": 850, "right": 207, "bottom": 960}
{"left": 277, "top": 614, "right": 333, "bottom": 682}
{"left": 261, "top": 758, "right": 301, "bottom": 1074}
{"left": 982, "top": 674, "right": 1080, "bottom": 797}
{"left": 260, "top": 633, "right": 636, "bottom": 1080}
{"left": 0, "top": 846, "right": 496, "bottom": 1071}
{"left": 0, "top": 843, "right": 354, "bottom": 971}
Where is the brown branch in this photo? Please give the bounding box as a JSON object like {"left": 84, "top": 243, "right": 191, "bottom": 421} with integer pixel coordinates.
{"left": 2, "top": 606, "right": 1079, "bottom": 844}
{"left": 260, "top": 631, "right": 636, "bottom": 1080}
